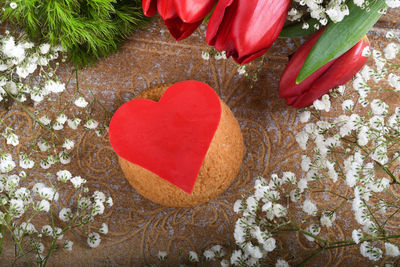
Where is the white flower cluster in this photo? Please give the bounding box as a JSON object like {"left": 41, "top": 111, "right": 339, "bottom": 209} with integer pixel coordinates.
{"left": 0, "top": 31, "right": 111, "bottom": 264}
{"left": 0, "top": 32, "right": 64, "bottom": 104}
{"left": 231, "top": 175, "right": 300, "bottom": 266}
{"left": 0, "top": 165, "right": 112, "bottom": 261}
{"left": 291, "top": 33, "right": 400, "bottom": 263}
{"left": 287, "top": 0, "right": 396, "bottom": 30}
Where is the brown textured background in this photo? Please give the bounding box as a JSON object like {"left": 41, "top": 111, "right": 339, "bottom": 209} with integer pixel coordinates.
{"left": 1, "top": 11, "right": 400, "bottom": 266}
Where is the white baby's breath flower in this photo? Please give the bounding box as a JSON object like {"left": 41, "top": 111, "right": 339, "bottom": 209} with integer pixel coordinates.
{"left": 38, "top": 187, "right": 58, "bottom": 201}
{"left": 59, "top": 208, "right": 72, "bottom": 222}
{"left": 296, "top": 131, "right": 309, "bottom": 150}
{"left": 64, "top": 240, "right": 73, "bottom": 251}
{"left": 99, "top": 223, "right": 108, "bottom": 234}
{"left": 384, "top": 43, "right": 399, "bottom": 60}
{"left": 189, "top": 251, "right": 199, "bottom": 262}
{"left": 385, "top": 242, "right": 400, "bottom": 257}
{"left": 313, "top": 94, "right": 331, "bottom": 112}
{"left": 62, "top": 139, "right": 75, "bottom": 150}
{"left": 93, "top": 200, "right": 105, "bottom": 216}
{"left": 74, "top": 96, "right": 88, "bottom": 108}
{"left": 87, "top": 232, "right": 101, "bottom": 248}
{"left": 230, "top": 250, "right": 243, "bottom": 265}
{"left": 263, "top": 237, "right": 276, "bottom": 252}
{"left": 39, "top": 43, "right": 51, "bottom": 54}
{"left": 203, "top": 249, "right": 215, "bottom": 260}
{"left": 84, "top": 119, "right": 99, "bottom": 129}
{"left": 93, "top": 191, "right": 106, "bottom": 202}
{"left": 10, "top": 2, "right": 18, "bottom": 9}
{"left": 370, "top": 99, "right": 388, "bottom": 116}
{"left": 38, "top": 116, "right": 51, "bottom": 126}
{"left": 201, "top": 51, "right": 210, "bottom": 60}
{"left": 70, "top": 176, "right": 86, "bottom": 188}
{"left": 275, "top": 259, "right": 289, "bottom": 267}
{"left": 302, "top": 199, "right": 317, "bottom": 216}
{"left": 9, "top": 199, "right": 24, "bottom": 218}
{"left": 59, "top": 151, "right": 71, "bottom": 164}
{"left": 304, "top": 224, "right": 321, "bottom": 242}
{"left": 299, "top": 111, "right": 311, "bottom": 123}
{"left": 214, "top": 51, "right": 227, "bottom": 60}
{"left": 352, "top": 229, "right": 363, "bottom": 244}
{"left": 320, "top": 211, "right": 336, "bottom": 228}
{"left": 67, "top": 118, "right": 81, "bottom": 130}
{"left": 342, "top": 99, "right": 354, "bottom": 112}
{"left": 37, "top": 200, "right": 50, "bottom": 212}
{"left": 6, "top": 132, "right": 19, "bottom": 146}
{"left": 105, "top": 196, "right": 113, "bottom": 207}
{"left": 44, "top": 80, "right": 65, "bottom": 93}
{"left": 233, "top": 199, "right": 243, "bottom": 213}
{"left": 19, "top": 153, "right": 34, "bottom": 169}
{"left": 157, "top": 250, "right": 168, "bottom": 261}
{"left": 56, "top": 170, "right": 72, "bottom": 183}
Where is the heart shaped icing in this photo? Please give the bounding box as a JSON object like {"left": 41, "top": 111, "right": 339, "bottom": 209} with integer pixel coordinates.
{"left": 109, "top": 81, "right": 222, "bottom": 194}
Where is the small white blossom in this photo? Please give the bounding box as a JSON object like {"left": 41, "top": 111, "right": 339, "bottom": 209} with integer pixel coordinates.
{"left": 39, "top": 43, "right": 51, "bottom": 54}
{"left": 99, "top": 223, "right": 108, "bottom": 234}
{"left": 189, "top": 251, "right": 199, "bottom": 262}
{"left": 62, "top": 139, "right": 75, "bottom": 150}
{"left": 203, "top": 249, "right": 215, "bottom": 260}
{"left": 299, "top": 111, "right": 311, "bottom": 123}
{"left": 64, "top": 240, "right": 73, "bottom": 251}
{"left": 385, "top": 242, "right": 400, "bottom": 257}
{"left": 44, "top": 80, "right": 65, "bottom": 93}
{"left": 70, "top": 176, "right": 86, "bottom": 188}
{"left": 74, "top": 96, "right": 88, "bottom": 108}
{"left": 59, "top": 208, "right": 72, "bottom": 222}
{"left": 87, "top": 232, "right": 101, "bottom": 248}
{"left": 37, "top": 200, "right": 50, "bottom": 212}
{"left": 84, "top": 119, "right": 99, "bottom": 129}
{"left": 302, "top": 199, "right": 317, "bottom": 216}
{"left": 352, "top": 229, "right": 363, "bottom": 244}
{"left": 276, "top": 259, "right": 289, "bottom": 267}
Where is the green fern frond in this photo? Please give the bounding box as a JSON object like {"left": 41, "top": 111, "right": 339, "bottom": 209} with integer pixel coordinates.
{"left": 1, "top": 0, "right": 149, "bottom": 67}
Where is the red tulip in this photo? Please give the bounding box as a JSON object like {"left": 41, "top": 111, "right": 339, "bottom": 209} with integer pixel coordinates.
{"left": 142, "top": 0, "right": 216, "bottom": 41}
{"left": 206, "top": 0, "right": 290, "bottom": 65}
{"left": 279, "top": 29, "right": 370, "bottom": 108}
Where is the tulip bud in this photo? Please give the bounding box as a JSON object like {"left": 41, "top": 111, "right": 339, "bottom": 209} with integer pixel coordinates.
{"left": 279, "top": 29, "right": 370, "bottom": 108}
{"left": 206, "top": 0, "right": 291, "bottom": 65}
{"left": 143, "top": 0, "right": 216, "bottom": 41}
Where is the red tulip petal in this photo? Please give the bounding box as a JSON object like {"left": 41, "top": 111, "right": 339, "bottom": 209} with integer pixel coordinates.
{"left": 285, "top": 96, "right": 297, "bottom": 106}
{"left": 207, "top": 0, "right": 290, "bottom": 65}
{"left": 143, "top": 0, "right": 157, "bottom": 17}
{"left": 157, "top": 0, "right": 177, "bottom": 20}
{"left": 164, "top": 18, "right": 203, "bottom": 41}
{"left": 206, "top": 0, "right": 236, "bottom": 47}
{"left": 279, "top": 28, "right": 331, "bottom": 99}
{"left": 232, "top": 13, "right": 287, "bottom": 65}
{"left": 292, "top": 37, "right": 369, "bottom": 108}
{"left": 174, "top": 0, "right": 216, "bottom": 23}
{"left": 231, "top": 0, "right": 290, "bottom": 64}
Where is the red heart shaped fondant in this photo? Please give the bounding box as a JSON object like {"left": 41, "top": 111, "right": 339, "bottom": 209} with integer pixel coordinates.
{"left": 109, "top": 81, "right": 221, "bottom": 194}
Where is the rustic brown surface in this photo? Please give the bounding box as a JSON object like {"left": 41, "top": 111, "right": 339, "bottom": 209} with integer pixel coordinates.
{"left": 1, "top": 11, "right": 400, "bottom": 266}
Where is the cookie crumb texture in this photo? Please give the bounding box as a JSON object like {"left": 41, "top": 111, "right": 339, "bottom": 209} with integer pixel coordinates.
{"left": 118, "top": 84, "right": 244, "bottom": 207}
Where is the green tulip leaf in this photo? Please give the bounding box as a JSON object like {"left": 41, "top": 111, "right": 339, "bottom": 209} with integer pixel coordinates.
{"left": 279, "top": 18, "right": 319, "bottom": 38}
{"left": 296, "top": 0, "right": 387, "bottom": 84}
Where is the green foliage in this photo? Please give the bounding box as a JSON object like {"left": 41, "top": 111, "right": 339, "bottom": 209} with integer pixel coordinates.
{"left": 296, "top": 0, "right": 387, "bottom": 83}
{"left": 2, "top": 0, "right": 149, "bottom": 67}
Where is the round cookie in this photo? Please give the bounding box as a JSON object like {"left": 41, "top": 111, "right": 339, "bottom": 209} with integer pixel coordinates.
{"left": 118, "top": 84, "right": 244, "bottom": 207}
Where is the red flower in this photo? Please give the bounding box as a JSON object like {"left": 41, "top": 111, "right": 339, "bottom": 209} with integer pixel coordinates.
{"left": 143, "top": 0, "right": 216, "bottom": 41}
{"left": 279, "top": 29, "right": 370, "bottom": 108}
{"left": 206, "top": 0, "right": 290, "bottom": 65}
